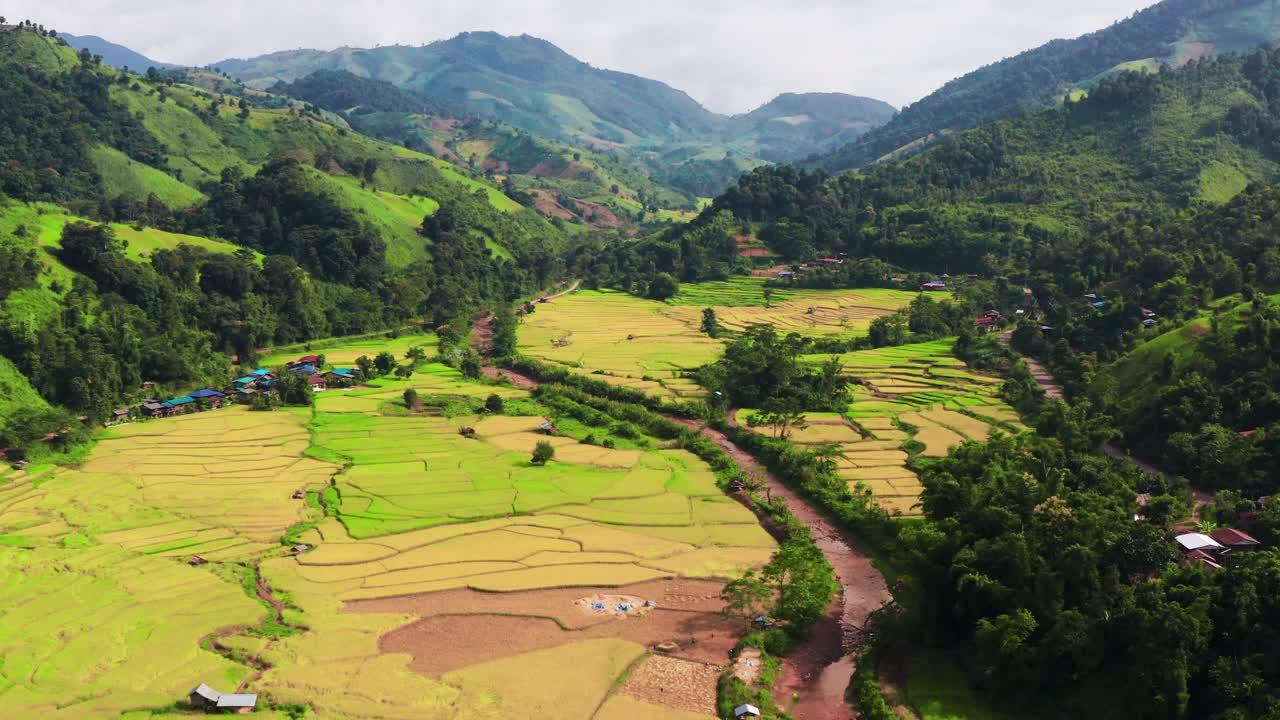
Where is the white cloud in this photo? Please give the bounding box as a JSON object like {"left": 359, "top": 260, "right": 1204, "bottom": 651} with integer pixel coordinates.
{"left": 7, "top": 0, "right": 1157, "bottom": 113}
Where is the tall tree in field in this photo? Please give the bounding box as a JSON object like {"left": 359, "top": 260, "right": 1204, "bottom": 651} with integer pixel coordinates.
{"left": 700, "top": 307, "right": 720, "bottom": 338}
{"left": 491, "top": 309, "right": 519, "bottom": 358}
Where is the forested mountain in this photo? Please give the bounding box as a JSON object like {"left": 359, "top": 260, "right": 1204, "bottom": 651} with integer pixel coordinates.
{"left": 0, "top": 24, "right": 561, "bottom": 457}
{"left": 271, "top": 70, "right": 700, "bottom": 227}
{"left": 647, "top": 47, "right": 1280, "bottom": 285}
{"left": 815, "top": 0, "right": 1280, "bottom": 170}
{"left": 61, "top": 32, "right": 171, "bottom": 71}
{"left": 215, "top": 32, "right": 894, "bottom": 193}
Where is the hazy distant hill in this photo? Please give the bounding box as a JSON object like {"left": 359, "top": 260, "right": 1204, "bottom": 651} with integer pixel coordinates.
{"left": 814, "top": 0, "right": 1280, "bottom": 171}
{"left": 61, "top": 32, "right": 170, "bottom": 71}
{"left": 216, "top": 32, "right": 895, "bottom": 183}
{"left": 729, "top": 92, "right": 896, "bottom": 162}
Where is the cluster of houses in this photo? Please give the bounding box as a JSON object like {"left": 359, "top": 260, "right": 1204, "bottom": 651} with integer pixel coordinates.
{"left": 1175, "top": 527, "right": 1263, "bottom": 571}
{"left": 112, "top": 355, "right": 363, "bottom": 423}
{"left": 1084, "top": 293, "right": 1159, "bottom": 328}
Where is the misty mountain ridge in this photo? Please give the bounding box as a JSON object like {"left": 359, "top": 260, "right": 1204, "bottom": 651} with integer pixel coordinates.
{"left": 213, "top": 31, "right": 895, "bottom": 164}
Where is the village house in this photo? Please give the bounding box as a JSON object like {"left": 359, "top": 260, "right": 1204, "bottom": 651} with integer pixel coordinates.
{"left": 1208, "top": 528, "right": 1262, "bottom": 551}
{"left": 307, "top": 375, "right": 327, "bottom": 392}
{"left": 922, "top": 280, "right": 946, "bottom": 291}
{"left": 163, "top": 396, "right": 196, "bottom": 415}
{"left": 111, "top": 408, "right": 131, "bottom": 423}
{"left": 142, "top": 402, "right": 168, "bottom": 419}
{"left": 735, "top": 705, "right": 762, "bottom": 719}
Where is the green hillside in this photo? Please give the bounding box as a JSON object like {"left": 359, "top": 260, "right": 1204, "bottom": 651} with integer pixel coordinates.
{"left": 683, "top": 50, "right": 1280, "bottom": 275}
{"left": 0, "top": 25, "right": 565, "bottom": 457}
{"left": 272, "top": 69, "right": 709, "bottom": 224}
{"left": 817, "top": 0, "right": 1280, "bottom": 171}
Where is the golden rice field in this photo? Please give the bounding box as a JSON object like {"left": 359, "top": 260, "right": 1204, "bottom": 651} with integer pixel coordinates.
{"left": 518, "top": 289, "right": 723, "bottom": 400}
{"left": 745, "top": 339, "right": 1027, "bottom": 518}
{"left": 518, "top": 284, "right": 921, "bottom": 399}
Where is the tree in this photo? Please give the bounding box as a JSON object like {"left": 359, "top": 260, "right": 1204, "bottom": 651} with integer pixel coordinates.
{"left": 648, "top": 272, "right": 679, "bottom": 301}
{"left": 485, "top": 394, "right": 505, "bottom": 414}
{"left": 373, "top": 351, "right": 396, "bottom": 376}
{"left": 405, "top": 345, "right": 427, "bottom": 364}
{"left": 721, "top": 570, "right": 770, "bottom": 626}
{"left": 355, "top": 355, "right": 374, "bottom": 378}
{"left": 868, "top": 313, "right": 908, "bottom": 347}
{"left": 403, "top": 388, "right": 419, "bottom": 409}
{"left": 459, "top": 350, "right": 483, "bottom": 379}
{"left": 491, "top": 309, "right": 519, "bottom": 358}
{"left": 763, "top": 287, "right": 775, "bottom": 308}
{"left": 700, "top": 307, "right": 720, "bottom": 338}
{"left": 531, "top": 441, "right": 556, "bottom": 465}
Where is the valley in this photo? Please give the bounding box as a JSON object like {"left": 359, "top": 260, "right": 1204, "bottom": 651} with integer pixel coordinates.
{"left": 3, "top": 2, "right": 1280, "bottom": 719}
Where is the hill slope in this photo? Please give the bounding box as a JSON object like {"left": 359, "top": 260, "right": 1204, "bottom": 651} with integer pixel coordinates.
{"left": 0, "top": 25, "right": 565, "bottom": 446}
{"left": 815, "top": 0, "right": 1280, "bottom": 170}
{"left": 270, "top": 69, "right": 701, "bottom": 227}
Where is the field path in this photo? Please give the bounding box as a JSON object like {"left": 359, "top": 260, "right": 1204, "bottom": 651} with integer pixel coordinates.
{"left": 996, "top": 331, "right": 1213, "bottom": 515}
{"left": 669, "top": 415, "right": 891, "bottom": 720}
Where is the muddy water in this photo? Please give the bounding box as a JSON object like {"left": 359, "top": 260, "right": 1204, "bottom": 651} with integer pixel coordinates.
{"left": 672, "top": 419, "right": 893, "bottom": 719}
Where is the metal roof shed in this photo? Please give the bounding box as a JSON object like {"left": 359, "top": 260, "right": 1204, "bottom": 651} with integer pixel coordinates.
{"left": 735, "top": 704, "right": 762, "bottom": 718}
{"left": 217, "top": 693, "right": 258, "bottom": 710}
{"left": 1176, "top": 533, "right": 1224, "bottom": 553}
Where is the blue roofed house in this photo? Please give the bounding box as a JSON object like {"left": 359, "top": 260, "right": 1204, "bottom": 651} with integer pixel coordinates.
{"left": 163, "top": 396, "right": 196, "bottom": 415}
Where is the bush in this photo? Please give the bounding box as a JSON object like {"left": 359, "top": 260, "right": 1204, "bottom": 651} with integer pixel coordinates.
{"left": 532, "top": 441, "right": 556, "bottom": 465}
{"left": 485, "top": 393, "right": 505, "bottom": 413}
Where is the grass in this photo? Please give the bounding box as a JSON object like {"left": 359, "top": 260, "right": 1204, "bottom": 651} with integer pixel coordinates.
{"left": 905, "top": 650, "right": 1013, "bottom": 720}
{"left": 89, "top": 145, "right": 206, "bottom": 209}
{"left": 112, "top": 224, "right": 262, "bottom": 264}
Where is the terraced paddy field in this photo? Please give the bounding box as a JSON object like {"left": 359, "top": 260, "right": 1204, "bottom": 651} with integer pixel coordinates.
{"left": 665, "top": 277, "right": 924, "bottom": 336}
{"left": 0, "top": 408, "right": 328, "bottom": 718}
{"left": 738, "top": 340, "right": 1026, "bottom": 518}
{"left": 0, "top": 344, "right": 777, "bottom": 718}
{"left": 257, "top": 332, "right": 439, "bottom": 368}
{"left": 255, "top": 360, "right": 773, "bottom": 718}
{"left": 518, "top": 283, "right": 923, "bottom": 399}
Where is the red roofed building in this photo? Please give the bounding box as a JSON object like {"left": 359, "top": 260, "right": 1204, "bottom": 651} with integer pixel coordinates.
{"left": 1181, "top": 549, "right": 1225, "bottom": 571}
{"left": 307, "top": 375, "right": 327, "bottom": 392}
{"left": 297, "top": 355, "right": 321, "bottom": 364}
{"left": 1208, "top": 528, "right": 1262, "bottom": 550}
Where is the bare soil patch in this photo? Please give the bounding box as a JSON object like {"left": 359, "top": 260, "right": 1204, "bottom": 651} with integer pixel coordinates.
{"left": 349, "top": 579, "right": 741, "bottom": 675}
{"left": 619, "top": 655, "right": 722, "bottom": 716}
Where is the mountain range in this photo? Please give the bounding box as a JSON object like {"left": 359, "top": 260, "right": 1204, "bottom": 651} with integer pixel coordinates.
{"left": 213, "top": 32, "right": 896, "bottom": 163}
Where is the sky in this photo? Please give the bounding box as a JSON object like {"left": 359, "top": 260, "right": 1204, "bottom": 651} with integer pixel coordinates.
{"left": 7, "top": 0, "right": 1159, "bottom": 114}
